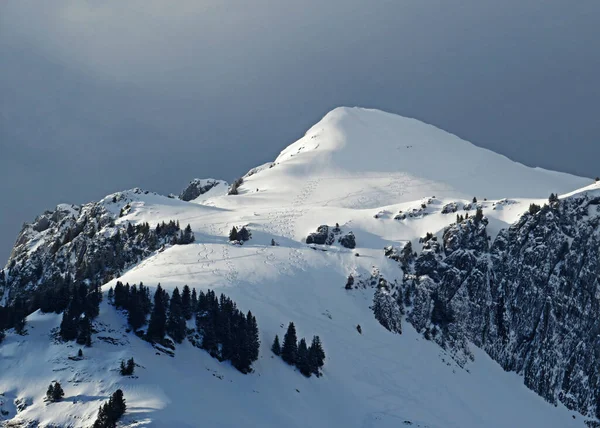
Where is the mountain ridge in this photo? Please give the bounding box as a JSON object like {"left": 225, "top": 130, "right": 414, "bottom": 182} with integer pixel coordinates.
{"left": 1, "top": 107, "right": 598, "bottom": 427}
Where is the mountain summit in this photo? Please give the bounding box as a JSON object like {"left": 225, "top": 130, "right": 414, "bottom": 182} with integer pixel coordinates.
{"left": 0, "top": 108, "right": 596, "bottom": 427}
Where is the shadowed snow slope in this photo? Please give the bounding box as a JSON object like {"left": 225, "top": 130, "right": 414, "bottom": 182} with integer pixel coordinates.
{"left": 0, "top": 107, "right": 594, "bottom": 427}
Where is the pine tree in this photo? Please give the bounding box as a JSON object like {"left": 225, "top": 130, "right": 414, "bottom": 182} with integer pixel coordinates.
{"left": 52, "top": 382, "right": 64, "bottom": 402}
{"left": 146, "top": 284, "right": 168, "bottom": 343}
{"left": 12, "top": 297, "right": 27, "bottom": 335}
{"left": 76, "top": 316, "right": 92, "bottom": 347}
{"left": 94, "top": 389, "right": 126, "bottom": 427}
{"left": 120, "top": 358, "right": 135, "bottom": 375}
{"left": 46, "top": 383, "right": 55, "bottom": 402}
{"left": 246, "top": 311, "right": 260, "bottom": 365}
{"left": 182, "top": 224, "right": 195, "bottom": 244}
{"left": 127, "top": 285, "right": 146, "bottom": 331}
{"left": 281, "top": 322, "right": 298, "bottom": 365}
{"left": 191, "top": 288, "right": 198, "bottom": 312}
{"left": 78, "top": 349, "right": 84, "bottom": 359}
{"left": 229, "top": 226, "right": 239, "bottom": 241}
{"left": 237, "top": 226, "right": 250, "bottom": 242}
{"left": 474, "top": 207, "right": 484, "bottom": 223}
{"left": 296, "top": 338, "right": 310, "bottom": 377}
{"left": 110, "top": 389, "right": 126, "bottom": 419}
{"left": 166, "top": 287, "right": 186, "bottom": 343}
{"left": 271, "top": 335, "right": 281, "bottom": 355}
{"left": 182, "top": 285, "right": 192, "bottom": 320}
{"left": 113, "top": 281, "right": 125, "bottom": 308}
{"left": 308, "top": 335, "right": 326, "bottom": 376}
{"left": 60, "top": 308, "right": 78, "bottom": 342}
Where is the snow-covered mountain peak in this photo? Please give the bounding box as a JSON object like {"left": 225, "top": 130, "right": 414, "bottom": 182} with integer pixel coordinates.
{"left": 2, "top": 107, "right": 599, "bottom": 427}
{"left": 248, "top": 107, "right": 589, "bottom": 205}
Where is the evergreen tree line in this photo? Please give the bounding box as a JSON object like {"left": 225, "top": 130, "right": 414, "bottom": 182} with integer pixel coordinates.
{"left": 0, "top": 296, "right": 28, "bottom": 338}
{"left": 110, "top": 281, "right": 153, "bottom": 331}
{"left": 272, "top": 322, "right": 325, "bottom": 377}
{"left": 195, "top": 289, "right": 260, "bottom": 374}
{"left": 59, "top": 281, "right": 102, "bottom": 346}
{"left": 107, "top": 283, "right": 260, "bottom": 374}
{"left": 93, "top": 389, "right": 126, "bottom": 428}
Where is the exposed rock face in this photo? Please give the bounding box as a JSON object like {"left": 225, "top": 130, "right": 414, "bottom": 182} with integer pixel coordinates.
{"left": 306, "top": 225, "right": 335, "bottom": 245}
{"left": 396, "top": 193, "right": 600, "bottom": 419}
{"left": 179, "top": 179, "right": 222, "bottom": 202}
{"left": 441, "top": 202, "right": 459, "bottom": 214}
{"left": 1, "top": 189, "right": 193, "bottom": 303}
{"left": 338, "top": 232, "right": 356, "bottom": 249}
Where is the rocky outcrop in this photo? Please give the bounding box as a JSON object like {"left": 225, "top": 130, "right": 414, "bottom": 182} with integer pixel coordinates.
{"left": 338, "top": 232, "right": 356, "bottom": 249}
{"left": 1, "top": 189, "right": 194, "bottom": 304}
{"left": 306, "top": 225, "right": 336, "bottom": 245}
{"left": 179, "top": 179, "right": 223, "bottom": 202}
{"left": 395, "top": 192, "right": 600, "bottom": 420}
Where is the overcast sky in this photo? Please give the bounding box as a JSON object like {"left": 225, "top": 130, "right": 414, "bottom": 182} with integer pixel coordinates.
{"left": 1, "top": 0, "right": 599, "bottom": 263}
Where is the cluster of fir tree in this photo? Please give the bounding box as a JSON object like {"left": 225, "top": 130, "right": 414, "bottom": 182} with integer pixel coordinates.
{"left": 0, "top": 272, "right": 101, "bottom": 339}
{"left": 195, "top": 289, "right": 260, "bottom": 374}
{"left": 93, "top": 389, "right": 126, "bottom": 428}
{"left": 109, "top": 281, "right": 153, "bottom": 331}
{"left": 120, "top": 357, "right": 135, "bottom": 376}
{"left": 0, "top": 295, "right": 28, "bottom": 339}
{"left": 2, "top": 220, "right": 194, "bottom": 309}
{"left": 108, "top": 283, "right": 195, "bottom": 343}
{"left": 107, "top": 283, "right": 260, "bottom": 374}
{"left": 152, "top": 221, "right": 195, "bottom": 245}
{"left": 272, "top": 322, "right": 325, "bottom": 377}
{"left": 228, "top": 226, "right": 251, "bottom": 243}
{"left": 58, "top": 280, "right": 102, "bottom": 346}
{"left": 45, "top": 381, "right": 65, "bottom": 403}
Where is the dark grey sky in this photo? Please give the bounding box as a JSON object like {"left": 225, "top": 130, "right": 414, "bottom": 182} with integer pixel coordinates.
{"left": 1, "top": 0, "right": 599, "bottom": 263}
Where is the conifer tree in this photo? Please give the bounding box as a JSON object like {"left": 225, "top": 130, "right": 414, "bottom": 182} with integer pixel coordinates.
{"left": 297, "top": 338, "right": 310, "bottom": 377}
{"left": 474, "top": 207, "right": 484, "bottom": 223}
{"left": 12, "top": 297, "right": 27, "bottom": 335}
{"left": 229, "top": 226, "right": 239, "bottom": 241}
{"left": 182, "top": 285, "right": 192, "bottom": 320}
{"left": 76, "top": 316, "right": 92, "bottom": 347}
{"left": 281, "top": 322, "right": 298, "bottom": 365}
{"left": 167, "top": 287, "right": 186, "bottom": 343}
{"left": 51, "top": 382, "right": 64, "bottom": 402}
{"left": 146, "top": 284, "right": 168, "bottom": 342}
{"left": 113, "top": 282, "right": 125, "bottom": 308}
{"left": 308, "top": 335, "right": 326, "bottom": 376}
{"left": 191, "top": 288, "right": 198, "bottom": 312}
{"left": 246, "top": 311, "right": 260, "bottom": 364}
{"left": 46, "top": 383, "right": 55, "bottom": 402}
{"left": 60, "top": 307, "right": 78, "bottom": 342}
{"left": 94, "top": 389, "right": 126, "bottom": 428}
{"left": 271, "top": 334, "right": 281, "bottom": 355}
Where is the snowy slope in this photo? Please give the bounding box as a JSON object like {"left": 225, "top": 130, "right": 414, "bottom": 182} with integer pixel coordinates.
{"left": 1, "top": 107, "right": 594, "bottom": 427}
